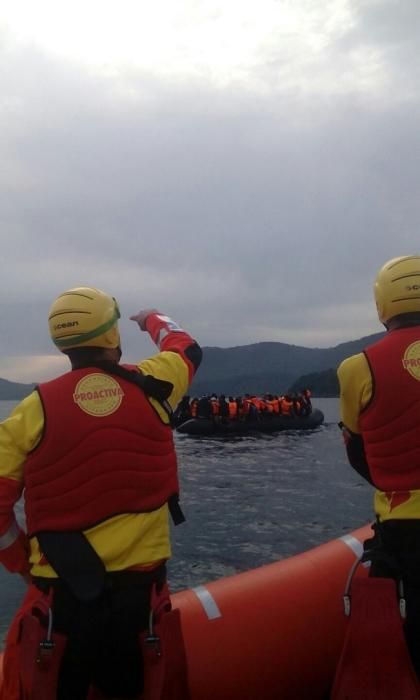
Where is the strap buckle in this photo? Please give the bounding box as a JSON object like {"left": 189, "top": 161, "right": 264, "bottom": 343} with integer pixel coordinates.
{"left": 36, "top": 608, "right": 55, "bottom": 663}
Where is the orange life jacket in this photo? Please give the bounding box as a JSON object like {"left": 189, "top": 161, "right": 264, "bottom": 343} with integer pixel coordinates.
{"left": 271, "top": 399, "right": 280, "bottom": 414}
{"left": 280, "top": 399, "right": 293, "bottom": 416}
{"left": 210, "top": 399, "right": 220, "bottom": 416}
{"left": 228, "top": 401, "right": 238, "bottom": 418}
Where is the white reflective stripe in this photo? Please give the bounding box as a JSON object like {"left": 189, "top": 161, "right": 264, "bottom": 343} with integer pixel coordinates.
{"left": 156, "top": 315, "right": 184, "bottom": 334}
{"left": 192, "top": 585, "right": 222, "bottom": 620}
{"left": 0, "top": 521, "right": 20, "bottom": 550}
{"left": 340, "top": 534, "right": 364, "bottom": 559}
{"left": 156, "top": 315, "right": 182, "bottom": 330}
{"left": 156, "top": 328, "right": 169, "bottom": 348}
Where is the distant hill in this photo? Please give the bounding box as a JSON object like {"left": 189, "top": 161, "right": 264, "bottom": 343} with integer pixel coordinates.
{"left": 0, "top": 331, "right": 384, "bottom": 400}
{"left": 0, "top": 378, "right": 36, "bottom": 401}
{"left": 289, "top": 368, "right": 339, "bottom": 397}
{"left": 189, "top": 331, "right": 384, "bottom": 397}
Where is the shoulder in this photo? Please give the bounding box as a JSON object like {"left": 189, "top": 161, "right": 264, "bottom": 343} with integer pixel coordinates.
{"left": 137, "top": 351, "right": 190, "bottom": 411}
{"left": 338, "top": 353, "right": 372, "bottom": 432}
{"left": 0, "top": 391, "right": 44, "bottom": 456}
{"left": 338, "top": 352, "right": 372, "bottom": 396}
{"left": 137, "top": 351, "right": 188, "bottom": 381}
{"left": 10, "top": 390, "right": 43, "bottom": 416}
{"left": 338, "top": 352, "right": 370, "bottom": 380}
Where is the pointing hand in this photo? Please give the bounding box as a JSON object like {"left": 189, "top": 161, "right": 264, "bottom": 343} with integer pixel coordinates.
{"left": 129, "top": 309, "right": 161, "bottom": 331}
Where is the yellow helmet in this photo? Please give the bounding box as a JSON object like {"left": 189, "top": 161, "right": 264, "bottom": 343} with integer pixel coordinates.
{"left": 374, "top": 255, "right": 420, "bottom": 325}
{"left": 48, "top": 287, "right": 121, "bottom": 351}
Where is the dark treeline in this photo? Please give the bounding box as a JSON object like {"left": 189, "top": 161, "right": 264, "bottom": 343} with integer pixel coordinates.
{"left": 189, "top": 333, "right": 384, "bottom": 396}
{"left": 288, "top": 368, "right": 339, "bottom": 397}
{"left": 0, "top": 378, "right": 35, "bottom": 401}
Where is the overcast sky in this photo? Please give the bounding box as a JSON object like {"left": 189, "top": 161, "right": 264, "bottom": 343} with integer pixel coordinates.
{"left": 0, "top": 0, "right": 419, "bottom": 382}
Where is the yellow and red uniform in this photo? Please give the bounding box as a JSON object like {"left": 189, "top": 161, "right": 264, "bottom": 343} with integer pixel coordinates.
{"left": 25, "top": 366, "right": 179, "bottom": 537}
{"left": 0, "top": 312, "right": 201, "bottom": 579}
{"left": 338, "top": 326, "right": 420, "bottom": 522}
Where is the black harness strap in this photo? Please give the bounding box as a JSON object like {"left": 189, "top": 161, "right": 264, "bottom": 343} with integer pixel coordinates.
{"left": 92, "top": 362, "right": 185, "bottom": 523}
{"left": 168, "top": 494, "right": 185, "bottom": 526}
{"left": 363, "top": 519, "right": 404, "bottom": 579}
{"left": 92, "top": 362, "right": 185, "bottom": 525}
{"left": 91, "top": 361, "right": 175, "bottom": 424}
{"left": 37, "top": 531, "right": 106, "bottom": 601}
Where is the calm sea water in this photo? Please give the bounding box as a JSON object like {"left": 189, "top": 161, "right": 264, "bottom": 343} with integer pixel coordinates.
{"left": 0, "top": 398, "right": 374, "bottom": 646}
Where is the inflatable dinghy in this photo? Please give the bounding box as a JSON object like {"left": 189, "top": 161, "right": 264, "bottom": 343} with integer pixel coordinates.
{"left": 0, "top": 524, "right": 378, "bottom": 699}
{"left": 176, "top": 408, "right": 324, "bottom": 435}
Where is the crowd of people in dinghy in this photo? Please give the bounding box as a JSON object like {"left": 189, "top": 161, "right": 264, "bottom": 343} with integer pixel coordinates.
{"left": 174, "top": 388, "right": 313, "bottom": 425}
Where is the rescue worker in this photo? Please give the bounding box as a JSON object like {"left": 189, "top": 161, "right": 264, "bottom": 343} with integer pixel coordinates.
{"left": 0, "top": 286, "right": 202, "bottom": 700}
{"left": 337, "top": 255, "right": 420, "bottom": 678}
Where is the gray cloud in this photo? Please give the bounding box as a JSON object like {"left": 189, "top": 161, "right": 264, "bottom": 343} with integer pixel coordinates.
{"left": 0, "top": 3, "right": 419, "bottom": 380}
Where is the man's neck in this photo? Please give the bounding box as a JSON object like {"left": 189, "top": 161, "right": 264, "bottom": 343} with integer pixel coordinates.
{"left": 387, "top": 313, "right": 420, "bottom": 330}
{"left": 69, "top": 347, "right": 122, "bottom": 369}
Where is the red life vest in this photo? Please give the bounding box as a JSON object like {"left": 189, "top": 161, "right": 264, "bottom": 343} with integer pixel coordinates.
{"left": 360, "top": 327, "right": 420, "bottom": 491}
{"left": 24, "top": 367, "right": 179, "bottom": 536}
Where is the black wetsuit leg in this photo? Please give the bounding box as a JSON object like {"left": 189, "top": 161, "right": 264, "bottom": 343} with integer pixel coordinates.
{"left": 369, "top": 520, "right": 420, "bottom": 678}
{"left": 35, "top": 567, "right": 166, "bottom": 700}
